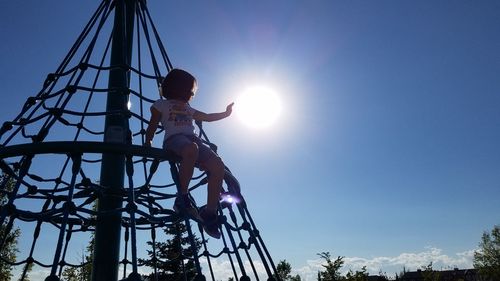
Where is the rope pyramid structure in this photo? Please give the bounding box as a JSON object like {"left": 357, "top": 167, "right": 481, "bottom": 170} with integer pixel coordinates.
{"left": 0, "top": 1, "right": 278, "bottom": 281}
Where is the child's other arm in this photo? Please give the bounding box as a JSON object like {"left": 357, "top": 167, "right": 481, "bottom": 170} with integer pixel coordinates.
{"left": 144, "top": 106, "right": 161, "bottom": 147}
{"left": 193, "top": 102, "right": 234, "bottom": 122}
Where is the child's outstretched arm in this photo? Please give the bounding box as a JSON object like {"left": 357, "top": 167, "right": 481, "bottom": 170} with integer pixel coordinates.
{"left": 144, "top": 106, "right": 161, "bottom": 147}
{"left": 193, "top": 102, "right": 234, "bottom": 122}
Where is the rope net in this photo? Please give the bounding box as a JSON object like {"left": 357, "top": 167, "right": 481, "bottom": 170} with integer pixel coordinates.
{"left": 0, "top": 1, "right": 278, "bottom": 281}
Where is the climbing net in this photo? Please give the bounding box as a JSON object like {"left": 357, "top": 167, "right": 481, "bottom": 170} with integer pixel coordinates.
{"left": 0, "top": 1, "right": 277, "bottom": 281}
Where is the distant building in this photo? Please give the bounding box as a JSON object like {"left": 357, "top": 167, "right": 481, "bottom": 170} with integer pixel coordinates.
{"left": 367, "top": 276, "right": 389, "bottom": 281}
{"left": 399, "top": 268, "right": 488, "bottom": 281}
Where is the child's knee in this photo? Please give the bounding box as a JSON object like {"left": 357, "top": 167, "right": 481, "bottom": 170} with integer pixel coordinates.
{"left": 208, "top": 156, "right": 225, "bottom": 176}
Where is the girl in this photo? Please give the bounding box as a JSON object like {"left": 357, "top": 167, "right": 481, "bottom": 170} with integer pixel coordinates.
{"left": 144, "top": 69, "right": 233, "bottom": 239}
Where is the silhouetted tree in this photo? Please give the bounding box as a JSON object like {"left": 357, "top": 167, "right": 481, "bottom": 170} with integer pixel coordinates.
{"left": 275, "top": 260, "right": 292, "bottom": 281}
{"left": 140, "top": 221, "right": 202, "bottom": 281}
{"left": 421, "top": 262, "right": 440, "bottom": 281}
{"left": 317, "top": 252, "right": 344, "bottom": 281}
{"left": 273, "top": 259, "right": 302, "bottom": 281}
{"left": 62, "top": 266, "right": 79, "bottom": 281}
{"left": 0, "top": 174, "right": 21, "bottom": 280}
{"left": 474, "top": 225, "right": 500, "bottom": 280}
{"left": 345, "top": 266, "right": 368, "bottom": 281}
{"left": 0, "top": 226, "right": 19, "bottom": 280}
{"left": 377, "top": 270, "right": 389, "bottom": 281}
{"left": 61, "top": 248, "right": 93, "bottom": 281}
{"left": 395, "top": 266, "right": 408, "bottom": 280}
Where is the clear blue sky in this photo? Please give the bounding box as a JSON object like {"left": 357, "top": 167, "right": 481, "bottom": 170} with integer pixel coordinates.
{"left": 1, "top": 1, "right": 499, "bottom": 280}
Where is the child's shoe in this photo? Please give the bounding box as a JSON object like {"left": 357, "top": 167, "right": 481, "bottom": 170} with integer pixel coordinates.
{"left": 199, "top": 207, "right": 221, "bottom": 239}
{"left": 174, "top": 194, "right": 201, "bottom": 221}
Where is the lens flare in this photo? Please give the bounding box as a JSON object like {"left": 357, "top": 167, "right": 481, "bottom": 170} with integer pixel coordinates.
{"left": 220, "top": 193, "right": 239, "bottom": 204}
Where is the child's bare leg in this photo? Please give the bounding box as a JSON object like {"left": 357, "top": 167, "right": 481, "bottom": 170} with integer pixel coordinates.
{"left": 178, "top": 142, "right": 198, "bottom": 195}
{"left": 205, "top": 156, "right": 225, "bottom": 213}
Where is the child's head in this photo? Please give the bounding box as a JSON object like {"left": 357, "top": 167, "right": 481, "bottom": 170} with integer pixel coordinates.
{"left": 160, "top": 69, "right": 198, "bottom": 102}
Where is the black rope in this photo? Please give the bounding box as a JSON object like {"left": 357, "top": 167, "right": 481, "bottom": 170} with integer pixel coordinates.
{"left": 140, "top": 0, "right": 174, "bottom": 71}
{"left": 135, "top": 0, "right": 163, "bottom": 81}
{"left": 5, "top": 0, "right": 110, "bottom": 132}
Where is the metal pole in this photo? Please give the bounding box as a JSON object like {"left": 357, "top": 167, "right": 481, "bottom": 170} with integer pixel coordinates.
{"left": 92, "top": 0, "right": 135, "bottom": 281}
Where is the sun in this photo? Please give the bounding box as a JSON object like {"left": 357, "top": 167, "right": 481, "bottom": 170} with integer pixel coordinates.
{"left": 235, "top": 86, "right": 282, "bottom": 129}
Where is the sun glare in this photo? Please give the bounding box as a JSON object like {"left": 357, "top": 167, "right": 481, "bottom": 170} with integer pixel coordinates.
{"left": 235, "top": 86, "right": 282, "bottom": 129}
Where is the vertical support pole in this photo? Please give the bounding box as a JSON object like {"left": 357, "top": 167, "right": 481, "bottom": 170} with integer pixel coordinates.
{"left": 92, "top": 1, "right": 135, "bottom": 281}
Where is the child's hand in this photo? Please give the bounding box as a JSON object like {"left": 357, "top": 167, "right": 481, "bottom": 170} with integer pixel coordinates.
{"left": 226, "top": 102, "right": 234, "bottom": 115}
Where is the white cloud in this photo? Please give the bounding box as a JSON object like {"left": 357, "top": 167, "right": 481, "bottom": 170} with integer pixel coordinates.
{"left": 12, "top": 266, "right": 51, "bottom": 281}
{"left": 15, "top": 247, "right": 477, "bottom": 281}
{"left": 293, "top": 247, "right": 476, "bottom": 281}
{"left": 198, "top": 257, "right": 269, "bottom": 281}
{"left": 118, "top": 258, "right": 268, "bottom": 281}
